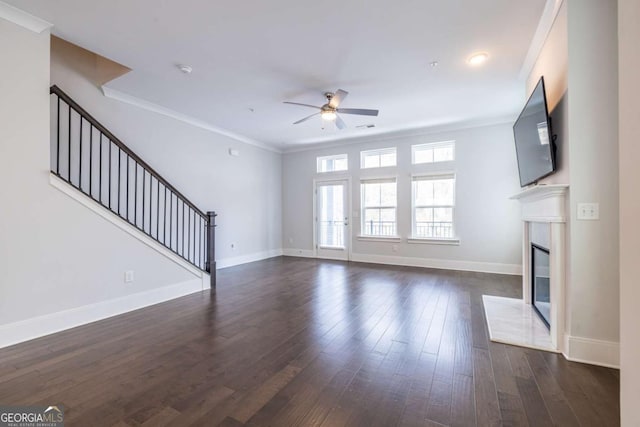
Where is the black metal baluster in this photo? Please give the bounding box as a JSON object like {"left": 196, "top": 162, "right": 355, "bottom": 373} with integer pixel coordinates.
{"left": 169, "top": 192, "right": 173, "bottom": 249}
{"left": 99, "top": 134, "right": 103, "bottom": 202}
{"left": 156, "top": 178, "right": 160, "bottom": 239}
{"left": 126, "top": 156, "right": 130, "bottom": 221}
{"left": 56, "top": 96, "right": 60, "bottom": 175}
{"left": 149, "top": 174, "right": 152, "bottom": 235}
{"left": 79, "top": 116, "right": 83, "bottom": 190}
{"left": 188, "top": 208, "right": 191, "bottom": 261}
{"left": 67, "top": 103, "right": 71, "bottom": 182}
{"left": 117, "top": 147, "right": 121, "bottom": 216}
{"left": 164, "top": 187, "right": 168, "bottom": 245}
{"left": 192, "top": 211, "right": 195, "bottom": 263}
{"left": 142, "top": 169, "right": 146, "bottom": 231}
{"left": 182, "top": 201, "right": 185, "bottom": 256}
{"left": 134, "top": 162, "right": 138, "bottom": 227}
{"left": 108, "top": 140, "right": 112, "bottom": 209}
{"left": 89, "top": 125, "right": 93, "bottom": 198}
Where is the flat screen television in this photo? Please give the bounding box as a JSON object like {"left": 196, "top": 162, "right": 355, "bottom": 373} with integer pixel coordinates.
{"left": 513, "top": 76, "right": 556, "bottom": 187}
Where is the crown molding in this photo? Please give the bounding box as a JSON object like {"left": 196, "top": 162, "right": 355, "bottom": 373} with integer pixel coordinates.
{"left": 101, "top": 85, "right": 282, "bottom": 154}
{"left": 518, "top": 0, "right": 564, "bottom": 81}
{"left": 0, "top": 1, "right": 52, "bottom": 33}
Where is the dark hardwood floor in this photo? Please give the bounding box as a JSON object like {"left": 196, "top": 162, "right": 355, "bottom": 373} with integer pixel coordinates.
{"left": 0, "top": 257, "right": 619, "bottom": 426}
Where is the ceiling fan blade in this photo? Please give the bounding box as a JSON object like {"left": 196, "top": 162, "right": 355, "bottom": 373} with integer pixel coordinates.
{"left": 329, "top": 89, "right": 349, "bottom": 108}
{"left": 335, "top": 115, "right": 346, "bottom": 130}
{"left": 283, "top": 101, "right": 321, "bottom": 109}
{"left": 293, "top": 112, "right": 321, "bottom": 124}
{"left": 336, "top": 108, "right": 379, "bottom": 116}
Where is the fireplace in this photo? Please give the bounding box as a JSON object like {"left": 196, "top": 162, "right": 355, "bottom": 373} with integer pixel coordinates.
{"left": 483, "top": 184, "right": 567, "bottom": 354}
{"left": 532, "top": 244, "right": 551, "bottom": 328}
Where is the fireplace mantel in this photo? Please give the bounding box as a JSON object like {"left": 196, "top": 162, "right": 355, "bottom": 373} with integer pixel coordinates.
{"left": 509, "top": 184, "right": 569, "bottom": 223}
{"left": 484, "top": 184, "right": 569, "bottom": 353}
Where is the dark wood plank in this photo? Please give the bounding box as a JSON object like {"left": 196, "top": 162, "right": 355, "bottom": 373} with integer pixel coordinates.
{"left": 0, "top": 257, "right": 619, "bottom": 426}
{"left": 473, "top": 348, "right": 501, "bottom": 427}
{"left": 515, "top": 376, "right": 554, "bottom": 427}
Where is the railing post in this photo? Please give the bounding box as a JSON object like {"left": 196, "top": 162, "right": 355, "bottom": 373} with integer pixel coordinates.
{"left": 206, "top": 211, "right": 217, "bottom": 288}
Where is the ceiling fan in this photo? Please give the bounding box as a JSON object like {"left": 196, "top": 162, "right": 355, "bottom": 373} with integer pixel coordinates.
{"left": 283, "top": 89, "right": 379, "bottom": 130}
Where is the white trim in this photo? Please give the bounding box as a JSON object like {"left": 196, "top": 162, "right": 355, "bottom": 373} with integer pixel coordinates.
{"left": 216, "top": 248, "right": 283, "bottom": 269}
{"left": 350, "top": 253, "right": 521, "bottom": 275}
{"left": 563, "top": 334, "right": 620, "bottom": 369}
{"left": 283, "top": 248, "right": 315, "bottom": 258}
{"left": 519, "top": 0, "right": 565, "bottom": 81}
{"left": 50, "top": 173, "right": 204, "bottom": 278}
{"left": 356, "top": 235, "right": 402, "bottom": 243}
{"left": 0, "top": 1, "right": 52, "bottom": 33}
{"left": 101, "top": 86, "right": 281, "bottom": 154}
{"left": 0, "top": 278, "right": 204, "bottom": 349}
{"left": 407, "top": 237, "right": 460, "bottom": 246}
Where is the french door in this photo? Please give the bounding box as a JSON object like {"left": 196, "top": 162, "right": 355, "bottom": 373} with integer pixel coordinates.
{"left": 315, "top": 180, "right": 350, "bottom": 260}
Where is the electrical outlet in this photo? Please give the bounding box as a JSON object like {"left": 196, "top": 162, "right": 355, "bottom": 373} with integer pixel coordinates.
{"left": 392, "top": 244, "right": 399, "bottom": 252}
{"left": 124, "top": 271, "right": 134, "bottom": 283}
{"left": 577, "top": 203, "right": 599, "bottom": 220}
{"left": 288, "top": 237, "right": 294, "bottom": 244}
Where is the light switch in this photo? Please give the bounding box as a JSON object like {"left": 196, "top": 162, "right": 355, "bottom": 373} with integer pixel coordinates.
{"left": 577, "top": 203, "right": 599, "bottom": 220}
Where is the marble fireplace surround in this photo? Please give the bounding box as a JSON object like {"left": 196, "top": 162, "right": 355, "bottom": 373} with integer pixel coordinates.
{"left": 483, "top": 184, "right": 568, "bottom": 353}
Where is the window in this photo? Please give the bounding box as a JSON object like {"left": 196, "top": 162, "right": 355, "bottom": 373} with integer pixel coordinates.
{"left": 412, "top": 174, "right": 455, "bottom": 239}
{"left": 361, "top": 178, "right": 397, "bottom": 236}
{"left": 361, "top": 147, "right": 397, "bottom": 169}
{"left": 317, "top": 154, "right": 348, "bottom": 173}
{"left": 412, "top": 141, "right": 455, "bottom": 164}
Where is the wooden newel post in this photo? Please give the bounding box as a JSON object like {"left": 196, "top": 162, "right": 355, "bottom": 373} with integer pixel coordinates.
{"left": 206, "top": 211, "right": 217, "bottom": 288}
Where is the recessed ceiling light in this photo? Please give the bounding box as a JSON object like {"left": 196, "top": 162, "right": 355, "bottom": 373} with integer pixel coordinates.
{"left": 467, "top": 52, "right": 489, "bottom": 66}
{"left": 429, "top": 61, "right": 439, "bottom": 68}
{"left": 177, "top": 64, "right": 193, "bottom": 74}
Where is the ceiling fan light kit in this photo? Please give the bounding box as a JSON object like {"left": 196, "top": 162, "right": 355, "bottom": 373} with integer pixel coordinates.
{"left": 284, "top": 89, "right": 379, "bottom": 130}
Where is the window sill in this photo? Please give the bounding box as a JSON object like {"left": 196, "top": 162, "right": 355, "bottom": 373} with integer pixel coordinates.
{"left": 407, "top": 237, "right": 460, "bottom": 246}
{"left": 356, "top": 235, "right": 402, "bottom": 243}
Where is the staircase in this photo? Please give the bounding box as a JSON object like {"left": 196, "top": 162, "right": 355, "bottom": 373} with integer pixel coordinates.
{"left": 49, "top": 85, "right": 216, "bottom": 286}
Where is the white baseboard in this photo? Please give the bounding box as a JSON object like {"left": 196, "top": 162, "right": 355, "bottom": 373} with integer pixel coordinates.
{"left": 563, "top": 334, "right": 620, "bottom": 369}
{"left": 0, "top": 278, "right": 204, "bottom": 349}
{"left": 283, "top": 248, "right": 316, "bottom": 258}
{"left": 217, "top": 248, "right": 284, "bottom": 269}
{"left": 282, "top": 249, "right": 520, "bottom": 275}
{"left": 350, "top": 252, "right": 521, "bottom": 275}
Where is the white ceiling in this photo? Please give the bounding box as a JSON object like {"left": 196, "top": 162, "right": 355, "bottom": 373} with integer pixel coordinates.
{"left": 7, "top": 0, "right": 546, "bottom": 150}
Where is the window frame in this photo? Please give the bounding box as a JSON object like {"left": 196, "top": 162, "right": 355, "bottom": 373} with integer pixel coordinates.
{"left": 410, "top": 172, "right": 457, "bottom": 242}
{"left": 360, "top": 177, "right": 399, "bottom": 238}
{"left": 411, "top": 141, "right": 455, "bottom": 165}
{"left": 360, "top": 147, "right": 397, "bottom": 169}
{"left": 316, "top": 153, "right": 349, "bottom": 173}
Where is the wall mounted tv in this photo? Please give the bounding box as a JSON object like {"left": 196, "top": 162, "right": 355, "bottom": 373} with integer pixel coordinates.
{"left": 513, "top": 76, "right": 556, "bottom": 187}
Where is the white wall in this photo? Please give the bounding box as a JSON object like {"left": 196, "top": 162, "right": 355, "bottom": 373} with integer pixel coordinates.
{"left": 0, "top": 16, "right": 282, "bottom": 343}
{"left": 619, "top": 0, "right": 640, "bottom": 423}
{"left": 283, "top": 123, "right": 523, "bottom": 273}
{"left": 51, "top": 47, "right": 283, "bottom": 267}
{"left": 0, "top": 20, "right": 196, "bottom": 327}
{"left": 525, "top": 0, "right": 620, "bottom": 367}
{"left": 566, "top": 0, "right": 619, "bottom": 347}
{"left": 527, "top": 1, "right": 569, "bottom": 186}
